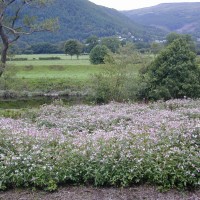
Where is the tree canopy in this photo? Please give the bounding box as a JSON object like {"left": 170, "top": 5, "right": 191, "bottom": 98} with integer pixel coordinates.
{"left": 138, "top": 38, "right": 200, "bottom": 100}
{"left": 0, "top": 0, "right": 58, "bottom": 76}
{"left": 89, "top": 45, "right": 109, "bottom": 64}
{"left": 65, "top": 39, "right": 83, "bottom": 59}
{"left": 85, "top": 35, "right": 99, "bottom": 53}
{"left": 101, "top": 37, "right": 121, "bottom": 53}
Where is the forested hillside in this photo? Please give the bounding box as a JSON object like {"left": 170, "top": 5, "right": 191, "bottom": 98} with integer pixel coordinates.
{"left": 21, "top": 0, "right": 165, "bottom": 43}
{"left": 123, "top": 3, "right": 200, "bottom": 38}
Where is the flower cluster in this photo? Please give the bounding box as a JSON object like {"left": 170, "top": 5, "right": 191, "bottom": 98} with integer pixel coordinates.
{"left": 0, "top": 99, "right": 199, "bottom": 190}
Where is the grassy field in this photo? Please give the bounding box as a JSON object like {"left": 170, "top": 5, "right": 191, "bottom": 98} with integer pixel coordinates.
{"left": 3, "top": 54, "right": 101, "bottom": 91}
{"left": 13, "top": 65, "right": 102, "bottom": 80}
{"left": 2, "top": 54, "right": 141, "bottom": 92}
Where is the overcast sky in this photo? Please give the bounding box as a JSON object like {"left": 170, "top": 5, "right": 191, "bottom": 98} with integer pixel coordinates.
{"left": 89, "top": 0, "right": 200, "bottom": 10}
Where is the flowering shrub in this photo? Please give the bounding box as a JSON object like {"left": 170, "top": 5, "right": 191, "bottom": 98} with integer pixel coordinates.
{"left": 0, "top": 99, "right": 199, "bottom": 191}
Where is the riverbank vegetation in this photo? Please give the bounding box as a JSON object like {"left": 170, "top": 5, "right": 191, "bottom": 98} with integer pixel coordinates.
{"left": 0, "top": 99, "right": 199, "bottom": 191}
{"left": 0, "top": 35, "right": 200, "bottom": 193}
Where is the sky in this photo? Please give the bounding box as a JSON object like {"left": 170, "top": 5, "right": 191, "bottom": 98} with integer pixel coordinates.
{"left": 89, "top": 0, "right": 200, "bottom": 10}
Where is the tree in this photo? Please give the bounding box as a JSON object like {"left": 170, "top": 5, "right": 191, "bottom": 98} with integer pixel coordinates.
{"left": 166, "top": 32, "right": 181, "bottom": 45}
{"left": 85, "top": 35, "right": 98, "bottom": 53}
{"left": 166, "top": 33, "right": 196, "bottom": 52}
{"left": 138, "top": 38, "right": 200, "bottom": 100}
{"left": 27, "top": 42, "right": 62, "bottom": 54}
{"left": 150, "top": 42, "right": 163, "bottom": 56}
{"left": 89, "top": 45, "right": 109, "bottom": 64}
{"left": 0, "top": 0, "right": 58, "bottom": 76}
{"left": 101, "top": 37, "right": 121, "bottom": 53}
{"left": 64, "top": 39, "right": 83, "bottom": 59}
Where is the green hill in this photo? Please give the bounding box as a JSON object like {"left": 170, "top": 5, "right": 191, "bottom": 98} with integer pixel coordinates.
{"left": 21, "top": 0, "right": 165, "bottom": 43}
{"left": 122, "top": 3, "right": 200, "bottom": 38}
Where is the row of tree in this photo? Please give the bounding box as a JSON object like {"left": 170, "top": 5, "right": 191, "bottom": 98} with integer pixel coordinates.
{"left": 64, "top": 36, "right": 121, "bottom": 60}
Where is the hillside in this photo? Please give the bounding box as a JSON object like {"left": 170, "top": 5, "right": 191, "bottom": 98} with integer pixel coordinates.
{"left": 21, "top": 0, "right": 165, "bottom": 43}
{"left": 122, "top": 3, "right": 200, "bottom": 38}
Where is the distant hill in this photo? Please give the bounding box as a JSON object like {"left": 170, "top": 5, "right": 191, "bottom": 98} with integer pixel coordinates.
{"left": 21, "top": 0, "right": 165, "bottom": 43}
{"left": 122, "top": 3, "right": 200, "bottom": 38}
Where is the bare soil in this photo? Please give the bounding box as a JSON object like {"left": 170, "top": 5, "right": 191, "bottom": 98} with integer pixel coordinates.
{"left": 0, "top": 185, "right": 199, "bottom": 200}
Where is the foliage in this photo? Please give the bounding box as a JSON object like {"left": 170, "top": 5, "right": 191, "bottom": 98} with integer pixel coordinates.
{"left": 123, "top": 2, "right": 200, "bottom": 38}
{"left": 150, "top": 42, "right": 164, "bottom": 55}
{"left": 0, "top": 99, "right": 199, "bottom": 191}
{"left": 85, "top": 35, "right": 99, "bottom": 53}
{"left": 13, "top": 0, "right": 166, "bottom": 44}
{"left": 138, "top": 38, "right": 200, "bottom": 100}
{"left": 166, "top": 33, "right": 196, "bottom": 52}
{"left": 65, "top": 40, "right": 83, "bottom": 59}
{"left": 89, "top": 45, "right": 109, "bottom": 65}
{"left": 101, "top": 37, "right": 121, "bottom": 53}
{"left": 24, "top": 43, "right": 63, "bottom": 54}
{"left": 38, "top": 57, "right": 61, "bottom": 60}
{"left": 90, "top": 44, "right": 143, "bottom": 103}
{"left": 0, "top": 0, "right": 58, "bottom": 64}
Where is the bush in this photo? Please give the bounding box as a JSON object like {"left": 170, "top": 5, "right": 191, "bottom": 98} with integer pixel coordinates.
{"left": 138, "top": 38, "right": 200, "bottom": 100}
{"left": 90, "top": 44, "right": 146, "bottom": 103}
{"left": 7, "top": 58, "right": 28, "bottom": 61}
{"left": 0, "top": 100, "right": 199, "bottom": 191}
{"left": 38, "top": 57, "right": 61, "bottom": 60}
{"left": 89, "top": 45, "right": 109, "bottom": 64}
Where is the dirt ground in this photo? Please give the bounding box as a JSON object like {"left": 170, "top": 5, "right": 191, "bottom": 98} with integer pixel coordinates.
{"left": 0, "top": 185, "right": 199, "bottom": 200}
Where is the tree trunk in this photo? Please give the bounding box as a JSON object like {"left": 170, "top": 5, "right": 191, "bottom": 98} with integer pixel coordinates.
{"left": 0, "top": 23, "right": 9, "bottom": 76}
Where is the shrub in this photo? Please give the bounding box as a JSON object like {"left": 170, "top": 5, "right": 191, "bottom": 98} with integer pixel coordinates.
{"left": 89, "top": 45, "right": 109, "bottom": 64}
{"left": 38, "top": 57, "right": 61, "bottom": 60}
{"left": 7, "top": 58, "right": 28, "bottom": 61}
{"left": 90, "top": 44, "right": 145, "bottom": 103}
{"left": 24, "top": 65, "right": 33, "bottom": 71}
{"left": 138, "top": 38, "right": 200, "bottom": 100}
{"left": 0, "top": 100, "right": 199, "bottom": 191}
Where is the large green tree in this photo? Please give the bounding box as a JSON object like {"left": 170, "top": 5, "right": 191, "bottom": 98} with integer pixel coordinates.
{"left": 166, "top": 33, "right": 195, "bottom": 51}
{"left": 101, "top": 37, "right": 121, "bottom": 53}
{"left": 89, "top": 45, "right": 109, "bottom": 64}
{"left": 138, "top": 38, "right": 200, "bottom": 100}
{"left": 85, "top": 35, "right": 98, "bottom": 53}
{"left": 64, "top": 39, "right": 83, "bottom": 59}
{"left": 0, "top": 0, "right": 57, "bottom": 76}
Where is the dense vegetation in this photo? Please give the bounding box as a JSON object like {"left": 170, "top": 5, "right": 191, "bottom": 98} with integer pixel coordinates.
{"left": 1, "top": 33, "right": 200, "bottom": 193}
{"left": 89, "top": 45, "right": 109, "bottom": 64}
{"left": 138, "top": 38, "right": 200, "bottom": 100}
{"left": 1, "top": 0, "right": 200, "bottom": 195}
{"left": 18, "top": 0, "right": 165, "bottom": 44}
{"left": 123, "top": 3, "right": 200, "bottom": 38}
{"left": 0, "top": 99, "right": 199, "bottom": 191}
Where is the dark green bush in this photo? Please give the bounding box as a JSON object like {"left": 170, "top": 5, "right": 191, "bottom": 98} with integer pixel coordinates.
{"left": 7, "top": 58, "right": 28, "bottom": 61}
{"left": 38, "top": 57, "right": 61, "bottom": 60}
{"left": 138, "top": 38, "right": 200, "bottom": 100}
{"left": 89, "top": 45, "right": 109, "bottom": 64}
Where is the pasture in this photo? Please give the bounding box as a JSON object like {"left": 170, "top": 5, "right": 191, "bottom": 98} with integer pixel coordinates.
{"left": 2, "top": 54, "right": 141, "bottom": 92}
{"left": 7, "top": 54, "right": 97, "bottom": 80}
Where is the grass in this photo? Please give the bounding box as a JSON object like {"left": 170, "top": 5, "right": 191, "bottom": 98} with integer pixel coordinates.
{"left": 14, "top": 65, "right": 103, "bottom": 80}
{"left": 2, "top": 54, "right": 141, "bottom": 92}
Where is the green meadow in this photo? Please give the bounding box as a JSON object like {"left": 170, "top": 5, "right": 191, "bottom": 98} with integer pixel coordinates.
{"left": 2, "top": 54, "right": 141, "bottom": 92}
